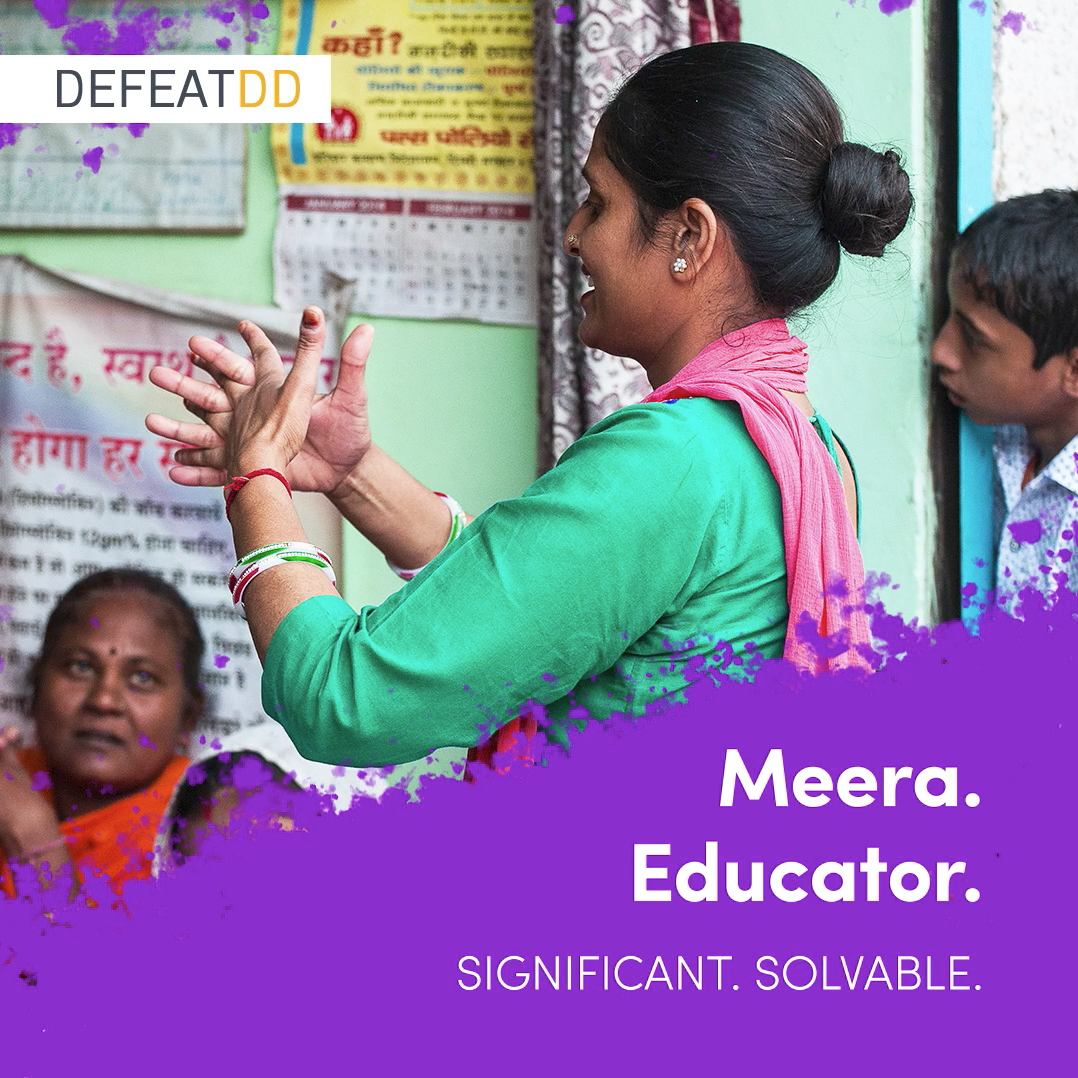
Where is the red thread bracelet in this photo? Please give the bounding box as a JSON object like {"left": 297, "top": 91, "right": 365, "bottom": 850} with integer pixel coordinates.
{"left": 224, "top": 468, "right": 292, "bottom": 520}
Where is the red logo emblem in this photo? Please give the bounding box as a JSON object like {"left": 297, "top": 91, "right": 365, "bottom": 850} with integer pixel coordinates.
{"left": 317, "top": 107, "right": 360, "bottom": 142}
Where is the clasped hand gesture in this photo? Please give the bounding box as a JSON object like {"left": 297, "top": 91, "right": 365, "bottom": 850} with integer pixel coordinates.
{"left": 146, "top": 307, "right": 375, "bottom": 494}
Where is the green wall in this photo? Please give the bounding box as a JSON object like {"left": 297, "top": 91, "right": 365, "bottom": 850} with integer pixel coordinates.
{"left": 740, "top": 0, "right": 937, "bottom": 621}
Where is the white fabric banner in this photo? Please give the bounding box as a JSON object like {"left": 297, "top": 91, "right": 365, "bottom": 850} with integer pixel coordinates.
{"left": 0, "top": 255, "right": 373, "bottom": 797}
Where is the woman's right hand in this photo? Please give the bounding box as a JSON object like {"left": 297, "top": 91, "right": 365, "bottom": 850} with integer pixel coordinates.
{"left": 146, "top": 320, "right": 376, "bottom": 498}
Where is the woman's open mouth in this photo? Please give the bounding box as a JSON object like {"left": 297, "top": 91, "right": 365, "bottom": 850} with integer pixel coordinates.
{"left": 74, "top": 729, "right": 125, "bottom": 749}
{"left": 579, "top": 269, "right": 594, "bottom": 306}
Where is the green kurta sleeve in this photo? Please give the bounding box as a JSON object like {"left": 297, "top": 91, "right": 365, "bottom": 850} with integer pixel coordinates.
{"left": 262, "top": 400, "right": 788, "bottom": 766}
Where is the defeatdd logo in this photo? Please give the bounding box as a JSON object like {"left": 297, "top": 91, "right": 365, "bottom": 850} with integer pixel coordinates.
{"left": 0, "top": 55, "right": 330, "bottom": 122}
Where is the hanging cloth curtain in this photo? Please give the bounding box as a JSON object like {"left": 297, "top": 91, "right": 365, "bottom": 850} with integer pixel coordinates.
{"left": 532, "top": 0, "right": 740, "bottom": 471}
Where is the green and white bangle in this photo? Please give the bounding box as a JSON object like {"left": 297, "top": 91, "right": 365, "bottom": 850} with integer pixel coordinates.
{"left": 229, "top": 541, "right": 336, "bottom": 619}
{"left": 387, "top": 492, "right": 467, "bottom": 581}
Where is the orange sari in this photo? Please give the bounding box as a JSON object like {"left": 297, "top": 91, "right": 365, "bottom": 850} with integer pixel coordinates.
{"left": 0, "top": 749, "right": 189, "bottom": 898}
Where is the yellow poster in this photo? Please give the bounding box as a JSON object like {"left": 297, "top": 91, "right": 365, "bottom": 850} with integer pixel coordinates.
{"left": 271, "top": 0, "right": 536, "bottom": 324}
{"left": 273, "top": 0, "right": 534, "bottom": 194}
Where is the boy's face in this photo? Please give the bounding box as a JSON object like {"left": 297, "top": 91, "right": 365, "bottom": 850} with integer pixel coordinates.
{"left": 931, "top": 270, "right": 1070, "bottom": 427}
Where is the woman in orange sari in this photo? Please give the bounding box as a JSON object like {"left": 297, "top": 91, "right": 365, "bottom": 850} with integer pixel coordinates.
{"left": 1, "top": 569, "right": 204, "bottom": 899}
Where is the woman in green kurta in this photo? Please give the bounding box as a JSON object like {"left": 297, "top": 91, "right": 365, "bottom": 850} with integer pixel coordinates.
{"left": 146, "top": 43, "right": 912, "bottom": 766}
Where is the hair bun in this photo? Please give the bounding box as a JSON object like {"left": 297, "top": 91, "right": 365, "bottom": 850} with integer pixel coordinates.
{"left": 820, "top": 143, "right": 913, "bottom": 257}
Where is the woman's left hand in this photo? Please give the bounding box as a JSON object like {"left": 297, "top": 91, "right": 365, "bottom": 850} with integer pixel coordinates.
{"left": 0, "top": 727, "right": 63, "bottom": 859}
{"left": 217, "top": 307, "right": 328, "bottom": 478}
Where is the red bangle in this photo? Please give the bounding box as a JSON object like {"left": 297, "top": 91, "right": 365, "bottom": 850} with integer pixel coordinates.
{"left": 223, "top": 468, "right": 292, "bottom": 520}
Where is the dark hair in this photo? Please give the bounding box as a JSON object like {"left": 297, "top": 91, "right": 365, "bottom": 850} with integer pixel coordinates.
{"left": 598, "top": 42, "right": 913, "bottom": 317}
{"left": 29, "top": 568, "right": 205, "bottom": 710}
{"left": 953, "top": 189, "right": 1078, "bottom": 369}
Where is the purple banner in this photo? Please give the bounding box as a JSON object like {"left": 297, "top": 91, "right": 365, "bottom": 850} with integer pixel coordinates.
{"left": 3, "top": 596, "right": 1073, "bottom": 1074}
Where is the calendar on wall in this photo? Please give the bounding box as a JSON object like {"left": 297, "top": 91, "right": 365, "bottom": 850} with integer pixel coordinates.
{"left": 274, "top": 187, "right": 536, "bottom": 322}
{"left": 272, "top": 0, "right": 536, "bottom": 325}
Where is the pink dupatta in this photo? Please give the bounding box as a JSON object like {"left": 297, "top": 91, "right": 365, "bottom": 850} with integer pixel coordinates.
{"left": 642, "top": 318, "right": 873, "bottom": 673}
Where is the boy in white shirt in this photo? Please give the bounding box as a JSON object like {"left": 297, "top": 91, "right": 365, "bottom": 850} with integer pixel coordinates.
{"left": 931, "top": 189, "right": 1078, "bottom": 614}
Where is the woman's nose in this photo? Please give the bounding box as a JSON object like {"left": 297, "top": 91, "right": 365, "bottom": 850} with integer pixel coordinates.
{"left": 86, "top": 671, "right": 125, "bottom": 712}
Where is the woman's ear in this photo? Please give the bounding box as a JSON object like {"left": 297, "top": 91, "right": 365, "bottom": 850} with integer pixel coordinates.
{"left": 668, "top": 197, "right": 721, "bottom": 278}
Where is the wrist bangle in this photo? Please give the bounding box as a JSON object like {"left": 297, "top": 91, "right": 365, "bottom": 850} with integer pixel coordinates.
{"left": 231, "top": 541, "right": 335, "bottom": 576}
{"left": 387, "top": 492, "right": 467, "bottom": 581}
{"left": 224, "top": 469, "right": 292, "bottom": 521}
{"left": 228, "top": 542, "right": 337, "bottom": 620}
{"left": 16, "top": 834, "right": 68, "bottom": 863}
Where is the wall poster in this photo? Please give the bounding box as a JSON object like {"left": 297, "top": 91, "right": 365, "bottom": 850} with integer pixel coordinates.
{"left": 272, "top": 0, "right": 537, "bottom": 323}
{"left": 0, "top": 1, "right": 248, "bottom": 231}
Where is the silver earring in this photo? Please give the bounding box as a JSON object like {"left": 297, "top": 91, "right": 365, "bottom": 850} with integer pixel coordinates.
{"left": 672, "top": 257, "right": 688, "bottom": 273}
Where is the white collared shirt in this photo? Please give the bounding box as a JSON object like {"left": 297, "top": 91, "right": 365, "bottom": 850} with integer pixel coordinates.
{"left": 993, "top": 424, "right": 1078, "bottom": 614}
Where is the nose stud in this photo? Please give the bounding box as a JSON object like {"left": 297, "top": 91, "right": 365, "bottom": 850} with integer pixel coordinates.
{"left": 565, "top": 233, "right": 579, "bottom": 251}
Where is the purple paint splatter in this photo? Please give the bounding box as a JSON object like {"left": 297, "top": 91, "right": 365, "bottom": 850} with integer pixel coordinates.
{"left": 555, "top": 4, "right": 575, "bottom": 23}
{"left": 25, "top": 1, "right": 275, "bottom": 66}
{"left": 91, "top": 123, "right": 149, "bottom": 138}
{"left": 0, "top": 124, "right": 30, "bottom": 149}
{"left": 228, "top": 754, "right": 275, "bottom": 792}
{"left": 137, "top": 735, "right": 157, "bottom": 749}
{"left": 206, "top": 2, "right": 271, "bottom": 37}
{"left": 879, "top": 0, "right": 915, "bottom": 14}
{"left": 1008, "top": 518, "right": 1043, "bottom": 545}
{"left": 999, "top": 10, "right": 1029, "bottom": 34}
{"left": 214, "top": 654, "right": 230, "bottom": 669}
{"left": 0, "top": 606, "right": 11, "bottom": 624}
{"left": 31, "top": 0, "right": 70, "bottom": 31}
{"left": 969, "top": 0, "right": 986, "bottom": 13}
{"left": 81, "top": 146, "right": 104, "bottom": 173}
